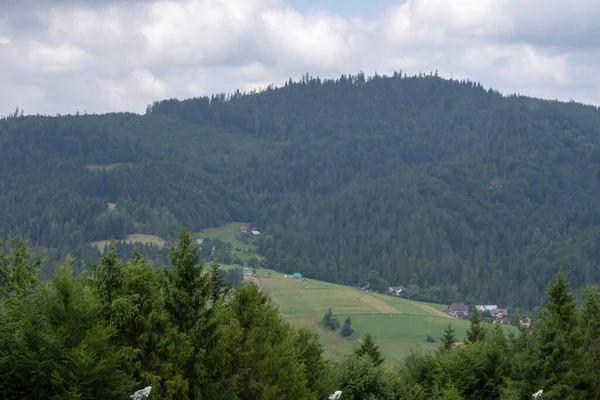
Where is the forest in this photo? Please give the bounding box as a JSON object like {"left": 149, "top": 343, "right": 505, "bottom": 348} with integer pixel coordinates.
{"left": 2, "top": 233, "right": 600, "bottom": 399}
{"left": 3, "top": 71, "right": 600, "bottom": 309}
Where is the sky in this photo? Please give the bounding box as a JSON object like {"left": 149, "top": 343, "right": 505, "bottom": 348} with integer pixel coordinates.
{"left": 0, "top": 0, "right": 599, "bottom": 115}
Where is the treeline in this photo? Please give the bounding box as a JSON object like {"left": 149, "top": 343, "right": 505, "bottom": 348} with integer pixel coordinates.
{"left": 2, "top": 234, "right": 600, "bottom": 399}
{"left": 5, "top": 72, "right": 600, "bottom": 309}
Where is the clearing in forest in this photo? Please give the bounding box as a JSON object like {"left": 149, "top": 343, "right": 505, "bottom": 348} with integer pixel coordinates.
{"left": 91, "top": 234, "right": 165, "bottom": 251}
{"left": 196, "top": 222, "right": 263, "bottom": 263}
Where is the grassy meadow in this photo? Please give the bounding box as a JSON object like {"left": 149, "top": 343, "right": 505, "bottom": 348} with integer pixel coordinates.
{"left": 91, "top": 234, "right": 166, "bottom": 251}
{"left": 251, "top": 268, "right": 472, "bottom": 364}
{"left": 195, "top": 222, "right": 264, "bottom": 264}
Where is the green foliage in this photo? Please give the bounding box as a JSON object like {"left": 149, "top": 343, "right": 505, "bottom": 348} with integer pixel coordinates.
{"left": 0, "top": 236, "right": 43, "bottom": 297}
{"left": 467, "top": 308, "right": 485, "bottom": 343}
{"left": 323, "top": 307, "right": 341, "bottom": 330}
{"left": 209, "top": 261, "right": 226, "bottom": 303}
{"left": 440, "top": 323, "right": 457, "bottom": 351}
{"left": 223, "top": 267, "right": 244, "bottom": 287}
{"left": 217, "top": 283, "right": 318, "bottom": 399}
{"left": 7, "top": 236, "right": 600, "bottom": 399}
{"left": 0, "top": 258, "right": 132, "bottom": 399}
{"left": 0, "top": 235, "right": 332, "bottom": 400}
{"left": 335, "top": 354, "right": 395, "bottom": 400}
{"left": 341, "top": 317, "right": 354, "bottom": 337}
{"left": 354, "top": 332, "right": 385, "bottom": 367}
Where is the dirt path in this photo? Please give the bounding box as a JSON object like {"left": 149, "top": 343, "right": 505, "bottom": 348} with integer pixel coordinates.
{"left": 414, "top": 303, "right": 453, "bottom": 319}
{"left": 355, "top": 295, "right": 401, "bottom": 314}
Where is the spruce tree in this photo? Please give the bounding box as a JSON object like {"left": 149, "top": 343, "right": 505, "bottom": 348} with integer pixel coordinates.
{"left": 209, "top": 260, "right": 226, "bottom": 303}
{"left": 354, "top": 332, "right": 385, "bottom": 366}
{"left": 467, "top": 307, "right": 485, "bottom": 343}
{"left": 440, "top": 323, "right": 457, "bottom": 350}
{"left": 341, "top": 317, "right": 354, "bottom": 337}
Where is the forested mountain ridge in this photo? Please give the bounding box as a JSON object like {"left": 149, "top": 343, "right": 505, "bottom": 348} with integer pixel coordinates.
{"left": 3, "top": 71, "right": 600, "bottom": 309}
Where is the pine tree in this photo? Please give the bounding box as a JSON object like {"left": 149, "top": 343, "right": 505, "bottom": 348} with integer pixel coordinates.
{"left": 341, "top": 317, "right": 354, "bottom": 337}
{"left": 354, "top": 332, "right": 384, "bottom": 366}
{"left": 209, "top": 260, "right": 226, "bottom": 303}
{"left": 163, "top": 228, "right": 211, "bottom": 399}
{"left": 467, "top": 307, "right": 485, "bottom": 343}
{"left": 440, "top": 323, "right": 457, "bottom": 350}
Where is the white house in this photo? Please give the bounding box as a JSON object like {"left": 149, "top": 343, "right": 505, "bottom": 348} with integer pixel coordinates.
{"left": 251, "top": 230, "right": 261, "bottom": 236}
{"left": 475, "top": 305, "right": 498, "bottom": 312}
{"left": 388, "top": 286, "right": 405, "bottom": 296}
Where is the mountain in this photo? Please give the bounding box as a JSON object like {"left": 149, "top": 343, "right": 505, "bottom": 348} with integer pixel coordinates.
{"left": 3, "top": 71, "right": 600, "bottom": 309}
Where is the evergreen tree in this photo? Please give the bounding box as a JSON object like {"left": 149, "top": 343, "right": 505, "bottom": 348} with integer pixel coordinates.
{"left": 467, "top": 308, "right": 485, "bottom": 343}
{"left": 209, "top": 260, "right": 226, "bottom": 303}
{"left": 0, "top": 236, "right": 43, "bottom": 297}
{"left": 163, "top": 228, "right": 211, "bottom": 399}
{"left": 440, "top": 323, "right": 457, "bottom": 351}
{"left": 341, "top": 317, "right": 354, "bottom": 337}
{"left": 354, "top": 332, "right": 385, "bottom": 366}
{"left": 0, "top": 258, "right": 132, "bottom": 398}
{"left": 88, "top": 243, "right": 123, "bottom": 320}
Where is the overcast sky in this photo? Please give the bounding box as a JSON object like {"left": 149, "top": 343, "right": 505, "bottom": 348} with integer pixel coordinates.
{"left": 1, "top": 0, "right": 599, "bottom": 115}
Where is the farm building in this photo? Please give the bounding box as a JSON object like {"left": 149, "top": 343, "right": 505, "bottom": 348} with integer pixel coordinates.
{"left": 447, "top": 303, "right": 469, "bottom": 318}
{"left": 475, "top": 305, "right": 498, "bottom": 312}
{"left": 388, "top": 286, "right": 405, "bottom": 296}
{"left": 240, "top": 226, "right": 258, "bottom": 234}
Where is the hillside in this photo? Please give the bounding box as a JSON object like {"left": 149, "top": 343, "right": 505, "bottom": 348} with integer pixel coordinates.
{"left": 3, "top": 71, "right": 600, "bottom": 308}
{"left": 252, "top": 268, "right": 472, "bottom": 364}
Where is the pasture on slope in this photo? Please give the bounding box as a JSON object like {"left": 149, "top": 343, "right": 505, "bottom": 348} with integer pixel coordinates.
{"left": 253, "top": 269, "right": 471, "bottom": 364}
{"left": 196, "top": 222, "right": 264, "bottom": 264}
{"left": 91, "top": 234, "right": 166, "bottom": 252}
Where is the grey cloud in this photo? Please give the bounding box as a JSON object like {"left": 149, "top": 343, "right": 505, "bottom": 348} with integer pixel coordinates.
{"left": 1, "top": 0, "right": 600, "bottom": 116}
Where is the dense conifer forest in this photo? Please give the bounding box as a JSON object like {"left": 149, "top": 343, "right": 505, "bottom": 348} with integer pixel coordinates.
{"left": 3, "top": 71, "right": 600, "bottom": 309}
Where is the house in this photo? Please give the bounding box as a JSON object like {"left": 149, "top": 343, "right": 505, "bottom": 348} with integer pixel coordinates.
{"left": 251, "top": 230, "right": 261, "bottom": 236}
{"left": 447, "top": 303, "right": 470, "bottom": 318}
{"left": 240, "top": 226, "right": 259, "bottom": 234}
{"left": 475, "top": 305, "right": 498, "bottom": 312}
{"left": 491, "top": 308, "right": 508, "bottom": 318}
{"left": 291, "top": 273, "right": 302, "bottom": 279}
{"left": 388, "top": 286, "right": 405, "bottom": 296}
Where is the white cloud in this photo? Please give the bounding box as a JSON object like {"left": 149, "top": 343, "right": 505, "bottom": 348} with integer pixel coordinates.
{"left": 26, "top": 41, "right": 90, "bottom": 73}
{"left": 1, "top": 0, "right": 599, "bottom": 116}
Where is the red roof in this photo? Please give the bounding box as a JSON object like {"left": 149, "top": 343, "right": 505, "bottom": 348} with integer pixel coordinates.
{"left": 448, "top": 303, "right": 469, "bottom": 312}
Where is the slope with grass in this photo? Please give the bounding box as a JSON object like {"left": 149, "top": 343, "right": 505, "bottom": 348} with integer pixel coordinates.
{"left": 253, "top": 268, "right": 472, "bottom": 364}
{"left": 196, "top": 222, "right": 265, "bottom": 265}
{"left": 91, "top": 234, "right": 166, "bottom": 252}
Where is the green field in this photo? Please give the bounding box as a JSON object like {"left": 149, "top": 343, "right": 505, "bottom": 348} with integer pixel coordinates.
{"left": 196, "top": 222, "right": 264, "bottom": 263}
{"left": 91, "top": 234, "right": 165, "bottom": 251}
{"left": 251, "top": 268, "right": 472, "bottom": 364}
